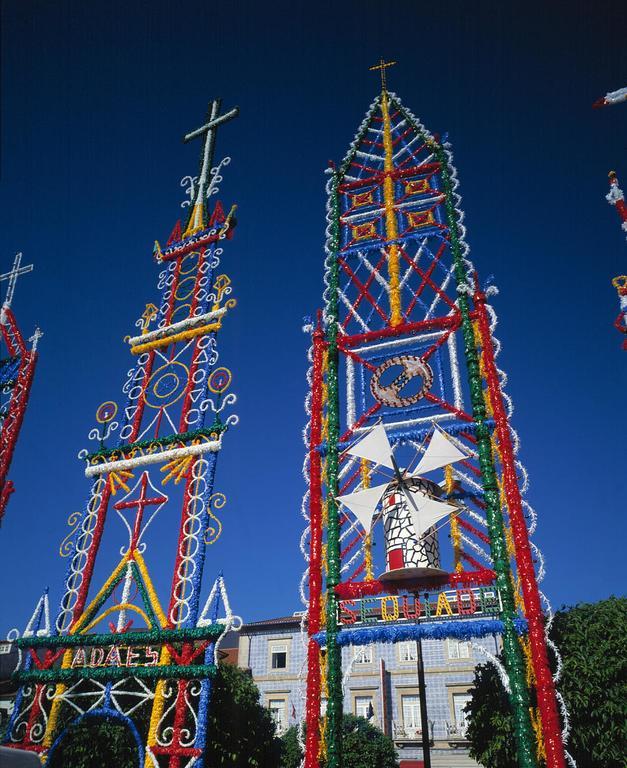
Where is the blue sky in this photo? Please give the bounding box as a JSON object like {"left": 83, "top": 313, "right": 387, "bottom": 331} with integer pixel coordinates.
{"left": 0, "top": 1, "right": 625, "bottom": 633}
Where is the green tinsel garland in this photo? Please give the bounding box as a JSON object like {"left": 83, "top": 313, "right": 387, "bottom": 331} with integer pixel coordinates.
{"left": 325, "top": 171, "right": 343, "bottom": 768}
{"left": 16, "top": 624, "right": 224, "bottom": 649}
{"left": 15, "top": 663, "right": 217, "bottom": 684}
{"left": 86, "top": 422, "right": 226, "bottom": 462}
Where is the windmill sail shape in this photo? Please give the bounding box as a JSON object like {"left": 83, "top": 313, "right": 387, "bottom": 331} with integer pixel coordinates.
{"left": 404, "top": 487, "right": 458, "bottom": 538}
{"left": 346, "top": 424, "right": 394, "bottom": 469}
{"left": 337, "top": 482, "right": 389, "bottom": 532}
{"left": 412, "top": 426, "right": 467, "bottom": 477}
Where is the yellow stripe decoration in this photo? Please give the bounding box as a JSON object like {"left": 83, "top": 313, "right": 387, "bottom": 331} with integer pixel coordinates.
{"left": 380, "top": 90, "right": 402, "bottom": 326}
{"left": 360, "top": 458, "right": 374, "bottom": 580}
{"left": 145, "top": 645, "right": 173, "bottom": 763}
{"left": 80, "top": 603, "right": 153, "bottom": 634}
{"left": 130, "top": 321, "right": 222, "bottom": 355}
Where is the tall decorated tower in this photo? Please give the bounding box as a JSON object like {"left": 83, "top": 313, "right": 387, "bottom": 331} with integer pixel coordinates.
{"left": 5, "top": 99, "right": 242, "bottom": 767}
{"left": 302, "top": 65, "right": 572, "bottom": 768}
{"left": 0, "top": 253, "right": 40, "bottom": 525}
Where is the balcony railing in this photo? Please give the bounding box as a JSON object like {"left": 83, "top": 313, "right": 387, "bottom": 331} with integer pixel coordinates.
{"left": 392, "top": 720, "right": 468, "bottom": 743}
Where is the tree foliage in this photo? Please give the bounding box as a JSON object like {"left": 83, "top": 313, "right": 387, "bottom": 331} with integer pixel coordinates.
{"left": 281, "top": 714, "right": 398, "bottom": 768}
{"left": 205, "top": 662, "right": 283, "bottom": 768}
{"left": 47, "top": 716, "right": 140, "bottom": 768}
{"left": 466, "top": 597, "right": 627, "bottom": 768}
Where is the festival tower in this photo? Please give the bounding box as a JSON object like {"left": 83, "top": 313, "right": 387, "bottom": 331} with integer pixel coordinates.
{"left": 4, "top": 99, "right": 242, "bottom": 767}
{"left": 0, "top": 253, "right": 40, "bottom": 525}
{"left": 301, "top": 63, "right": 572, "bottom": 768}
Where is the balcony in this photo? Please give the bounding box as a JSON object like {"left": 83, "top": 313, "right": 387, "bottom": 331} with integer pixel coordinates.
{"left": 392, "top": 720, "right": 433, "bottom": 746}
{"left": 445, "top": 720, "right": 470, "bottom": 747}
{"left": 392, "top": 721, "right": 469, "bottom": 748}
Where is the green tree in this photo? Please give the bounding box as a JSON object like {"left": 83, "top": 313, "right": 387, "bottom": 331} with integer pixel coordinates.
{"left": 281, "top": 714, "right": 398, "bottom": 768}
{"left": 47, "top": 716, "right": 141, "bottom": 768}
{"left": 205, "top": 662, "right": 283, "bottom": 767}
{"left": 466, "top": 597, "right": 627, "bottom": 768}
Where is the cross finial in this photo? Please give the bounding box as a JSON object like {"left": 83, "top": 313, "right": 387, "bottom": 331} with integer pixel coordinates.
{"left": 0, "top": 253, "right": 33, "bottom": 313}
{"left": 113, "top": 471, "right": 168, "bottom": 552}
{"left": 182, "top": 99, "right": 239, "bottom": 235}
{"left": 369, "top": 58, "right": 396, "bottom": 92}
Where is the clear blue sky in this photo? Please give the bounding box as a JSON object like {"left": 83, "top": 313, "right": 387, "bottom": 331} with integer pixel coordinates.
{"left": 0, "top": 1, "right": 625, "bottom": 633}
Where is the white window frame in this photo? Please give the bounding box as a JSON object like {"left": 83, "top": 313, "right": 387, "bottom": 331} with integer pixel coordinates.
{"left": 447, "top": 638, "right": 470, "bottom": 660}
{"left": 398, "top": 641, "right": 417, "bottom": 663}
{"left": 353, "top": 645, "right": 373, "bottom": 664}
{"left": 354, "top": 694, "right": 374, "bottom": 719}
{"left": 452, "top": 692, "right": 472, "bottom": 734}
{"left": 401, "top": 693, "right": 422, "bottom": 732}
{"left": 268, "top": 697, "right": 288, "bottom": 734}
{"left": 269, "top": 642, "right": 289, "bottom": 671}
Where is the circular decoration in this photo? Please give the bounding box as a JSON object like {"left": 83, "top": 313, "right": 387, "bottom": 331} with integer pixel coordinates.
{"left": 370, "top": 355, "right": 433, "bottom": 407}
{"left": 96, "top": 401, "right": 118, "bottom": 424}
{"left": 144, "top": 361, "right": 189, "bottom": 409}
{"left": 207, "top": 366, "right": 232, "bottom": 394}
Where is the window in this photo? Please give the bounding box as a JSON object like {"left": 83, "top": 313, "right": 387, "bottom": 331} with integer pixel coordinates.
{"left": 354, "top": 695, "right": 374, "bottom": 719}
{"left": 448, "top": 639, "right": 470, "bottom": 660}
{"left": 270, "top": 643, "right": 288, "bottom": 670}
{"left": 0, "top": 643, "right": 11, "bottom": 655}
{"left": 353, "top": 646, "right": 372, "bottom": 664}
{"left": 452, "top": 692, "right": 472, "bottom": 734}
{"left": 398, "top": 641, "right": 417, "bottom": 663}
{"left": 402, "top": 694, "right": 421, "bottom": 731}
{"left": 269, "top": 698, "right": 287, "bottom": 733}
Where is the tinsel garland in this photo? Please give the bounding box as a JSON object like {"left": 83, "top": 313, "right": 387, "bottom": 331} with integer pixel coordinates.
{"left": 86, "top": 423, "right": 225, "bottom": 462}
{"left": 304, "top": 320, "right": 325, "bottom": 768}
{"left": 16, "top": 663, "right": 217, "bottom": 684}
{"left": 312, "top": 617, "right": 528, "bottom": 647}
{"left": 15, "top": 624, "right": 224, "bottom": 649}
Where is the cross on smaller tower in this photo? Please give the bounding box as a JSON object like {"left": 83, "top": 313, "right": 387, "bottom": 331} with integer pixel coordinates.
{"left": 114, "top": 472, "right": 168, "bottom": 552}
{"left": 183, "top": 98, "right": 239, "bottom": 234}
{"left": 0, "top": 252, "right": 33, "bottom": 316}
{"left": 369, "top": 58, "right": 397, "bottom": 92}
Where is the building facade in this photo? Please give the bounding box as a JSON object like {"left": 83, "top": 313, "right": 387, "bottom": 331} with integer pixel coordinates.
{"left": 237, "top": 614, "right": 498, "bottom": 767}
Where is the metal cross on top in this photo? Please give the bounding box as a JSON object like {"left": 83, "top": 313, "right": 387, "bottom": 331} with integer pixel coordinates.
{"left": 114, "top": 472, "right": 168, "bottom": 552}
{"left": 0, "top": 252, "right": 33, "bottom": 311}
{"left": 369, "top": 58, "right": 397, "bottom": 92}
{"left": 183, "top": 98, "right": 239, "bottom": 234}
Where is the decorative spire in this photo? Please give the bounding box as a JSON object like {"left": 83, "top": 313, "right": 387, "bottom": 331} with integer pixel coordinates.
{"left": 182, "top": 99, "right": 239, "bottom": 236}
{"left": 0, "top": 252, "right": 33, "bottom": 324}
{"left": 369, "top": 58, "right": 396, "bottom": 93}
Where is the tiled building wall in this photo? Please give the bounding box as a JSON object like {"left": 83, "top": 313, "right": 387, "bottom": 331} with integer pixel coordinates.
{"left": 239, "top": 619, "right": 497, "bottom": 765}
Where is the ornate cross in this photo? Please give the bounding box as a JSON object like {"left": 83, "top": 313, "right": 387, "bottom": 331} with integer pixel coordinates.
{"left": 183, "top": 99, "right": 239, "bottom": 222}
{"left": 0, "top": 252, "right": 33, "bottom": 311}
{"left": 369, "top": 58, "right": 397, "bottom": 91}
{"left": 114, "top": 472, "right": 167, "bottom": 551}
